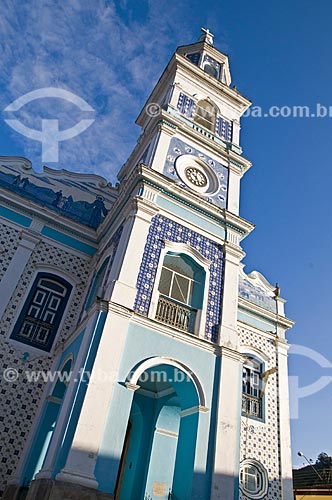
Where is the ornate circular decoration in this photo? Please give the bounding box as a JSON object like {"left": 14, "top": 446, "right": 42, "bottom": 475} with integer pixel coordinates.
{"left": 239, "top": 459, "right": 268, "bottom": 499}
{"left": 184, "top": 167, "right": 208, "bottom": 187}
{"left": 174, "top": 154, "right": 219, "bottom": 195}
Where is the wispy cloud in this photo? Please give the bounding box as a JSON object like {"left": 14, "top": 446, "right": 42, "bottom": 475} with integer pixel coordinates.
{"left": 0, "top": 0, "right": 202, "bottom": 182}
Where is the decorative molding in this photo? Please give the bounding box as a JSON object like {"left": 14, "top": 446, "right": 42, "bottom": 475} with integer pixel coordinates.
{"left": 163, "top": 137, "right": 229, "bottom": 209}
{"left": 132, "top": 312, "right": 220, "bottom": 354}
{"left": 238, "top": 298, "right": 294, "bottom": 330}
{"left": 126, "top": 356, "right": 206, "bottom": 408}
{"left": 155, "top": 427, "right": 179, "bottom": 438}
{"left": 180, "top": 405, "right": 209, "bottom": 417}
{"left": 0, "top": 160, "right": 116, "bottom": 229}
{"left": 125, "top": 382, "right": 140, "bottom": 392}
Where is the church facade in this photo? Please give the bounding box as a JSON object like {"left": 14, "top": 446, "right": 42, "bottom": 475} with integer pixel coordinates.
{"left": 0, "top": 31, "right": 294, "bottom": 500}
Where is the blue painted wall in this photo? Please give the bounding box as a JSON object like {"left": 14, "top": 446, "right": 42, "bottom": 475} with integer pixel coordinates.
{"left": 22, "top": 356, "right": 75, "bottom": 485}
{"left": 238, "top": 309, "right": 276, "bottom": 332}
{"left": 0, "top": 205, "right": 32, "bottom": 227}
{"left": 95, "top": 322, "right": 217, "bottom": 499}
{"left": 172, "top": 412, "right": 199, "bottom": 499}
{"left": 51, "top": 311, "right": 107, "bottom": 477}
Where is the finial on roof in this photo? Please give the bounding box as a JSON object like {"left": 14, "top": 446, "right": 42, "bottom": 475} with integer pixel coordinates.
{"left": 199, "top": 27, "right": 214, "bottom": 45}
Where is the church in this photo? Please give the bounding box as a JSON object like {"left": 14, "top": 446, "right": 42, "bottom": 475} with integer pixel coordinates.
{"left": 0, "top": 30, "right": 294, "bottom": 500}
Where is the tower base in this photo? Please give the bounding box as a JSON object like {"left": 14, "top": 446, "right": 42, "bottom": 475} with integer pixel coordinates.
{"left": 3, "top": 480, "right": 114, "bottom": 500}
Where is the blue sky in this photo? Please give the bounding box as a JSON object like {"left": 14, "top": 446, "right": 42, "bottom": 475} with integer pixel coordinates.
{"left": 0, "top": 0, "right": 331, "bottom": 467}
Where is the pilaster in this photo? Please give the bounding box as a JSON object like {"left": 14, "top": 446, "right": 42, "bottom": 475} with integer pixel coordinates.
{"left": 218, "top": 239, "right": 245, "bottom": 349}
{"left": 108, "top": 196, "right": 158, "bottom": 309}
{"left": 276, "top": 338, "right": 293, "bottom": 499}
{"left": 55, "top": 306, "right": 131, "bottom": 489}
{"left": 149, "top": 120, "right": 177, "bottom": 173}
{"left": 227, "top": 163, "right": 241, "bottom": 215}
{"left": 34, "top": 308, "right": 106, "bottom": 482}
{"left": 210, "top": 348, "right": 245, "bottom": 500}
{"left": 0, "top": 229, "right": 40, "bottom": 318}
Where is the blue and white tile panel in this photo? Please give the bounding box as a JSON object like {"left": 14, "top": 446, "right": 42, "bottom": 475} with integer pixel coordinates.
{"left": 202, "top": 54, "right": 222, "bottom": 77}
{"left": 177, "top": 92, "right": 196, "bottom": 118}
{"left": 176, "top": 92, "right": 233, "bottom": 142}
{"left": 163, "top": 137, "right": 229, "bottom": 209}
{"left": 216, "top": 116, "right": 232, "bottom": 142}
{"left": 238, "top": 275, "right": 276, "bottom": 313}
{"left": 187, "top": 52, "right": 201, "bottom": 66}
{"left": 134, "top": 215, "right": 224, "bottom": 342}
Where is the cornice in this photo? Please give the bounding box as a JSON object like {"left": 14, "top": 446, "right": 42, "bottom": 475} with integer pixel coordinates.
{"left": 100, "top": 163, "right": 255, "bottom": 243}
{"left": 129, "top": 196, "right": 159, "bottom": 220}
{"left": 0, "top": 189, "right": 98, "bottom": 246}
{"left": 108, "top": 301, "right": 134, "bottom": 319}
{"left": 174, "top": 53, "right": 252, "bottom": 110}
{"left": 220, "top": 346, "right": 247, "bottom": 363}
{"left": 140, "top": 109, "right": 252, "bottom": 176}
{"left": 274, "top": 336, "right": 291, "bottom": 351}
{"left": 136, "top": 53, "right": 251, "bottom": 128}
{"left": 132, "top": 311, "right": 220, "bottom": 354}
{"left": 223, "top": 240, "right": 246, "bottom": 260}
{"left": 140, "top": 164, "right": 254, "bottom": 236}
{"left": 238, "top": 297, "right": 295, "bottom": 330}
{"left": 99, "top": 298, "right": 223, "bottom": 356}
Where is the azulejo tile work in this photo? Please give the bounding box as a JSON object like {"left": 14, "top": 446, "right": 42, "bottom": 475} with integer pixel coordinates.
{"left": 202, "top": 54, "right": 222, "bottom": 77}
{"left": 0, "top": 238, "right": 90, "bottom": 495}
{"left": 176, "top": 91, "right": 233, "bottom": 142}
{"left": 187, "top": 52, "right": 200, "bottom": 65}
{"left": 163, "top": 137, "right": 229, "bottom": 209}
{"left": 0, "top": 223, "right": 21, "bottom": 281}
{"left": 176, "top": 92, "right": 196, "bottom": 118}
{"left": 239, "top": 325, "right": 281, "bottom": 500}
{"left": 238, "top": 274, "right": 276, "bottom": 312}
{"left": 134, "top": 215, "right": 224, "bottom": 341}
{"left": 0, "top": 162, "right": 117, "bottom": 229}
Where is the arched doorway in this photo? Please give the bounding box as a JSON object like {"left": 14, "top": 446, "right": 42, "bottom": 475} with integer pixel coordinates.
{"left": 116, "top": 362, "right": 202, "bottom": 500}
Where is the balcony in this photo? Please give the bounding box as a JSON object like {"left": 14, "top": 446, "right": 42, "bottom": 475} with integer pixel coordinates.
{"left": 155, "top": 295, "right": 197, "bottom": 333}
{"left": 242, "top": 393, "right": 262, "bottom": 419}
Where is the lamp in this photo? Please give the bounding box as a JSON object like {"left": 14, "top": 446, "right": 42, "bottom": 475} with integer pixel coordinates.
{"left": 297, "top": 452, "right": 325, "bottom": 483}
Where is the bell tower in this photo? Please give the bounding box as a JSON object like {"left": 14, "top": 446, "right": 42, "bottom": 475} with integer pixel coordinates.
{"left": 119, "top": 27, "right": 251, "bottom": 218}
{"left": 2, "top": 30, "right": 293, "bottom": 500}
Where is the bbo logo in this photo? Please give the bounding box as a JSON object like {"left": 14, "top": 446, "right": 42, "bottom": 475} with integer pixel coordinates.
{"left": 4, "top": 88, "right": 95, "bottom": 162}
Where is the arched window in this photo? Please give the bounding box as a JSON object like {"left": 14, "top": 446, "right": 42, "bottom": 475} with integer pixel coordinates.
{"left": 10, "top": 273, "right": 72, "bottom": 352}
{"left": 155, "top": 252, "right": 205, "bottom": 333}
{"left": 242, "top": 356, "right": 263, "bottom": 419}
{"left": 203, "top": 62, "right": 219, "bottom": 79}
{"left": 194, "top": 99, "right": 217, "bottom": 132}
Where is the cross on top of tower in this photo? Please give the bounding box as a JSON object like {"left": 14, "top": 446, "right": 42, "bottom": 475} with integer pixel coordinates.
{"left": 199, "top": 27, "right": 214, "bottom": 45}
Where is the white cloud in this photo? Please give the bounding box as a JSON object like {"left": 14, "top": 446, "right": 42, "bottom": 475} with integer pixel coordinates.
{"left": 0, "top": 0, "right": 201, "bottom": 182}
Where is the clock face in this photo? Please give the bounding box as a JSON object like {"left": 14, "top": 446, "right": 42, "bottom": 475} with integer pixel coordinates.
{"left": 174, "top": 154, "right": 220, "bottom": 195}
{"left": 184, "top": 167, "right": 208, "bottom": 187}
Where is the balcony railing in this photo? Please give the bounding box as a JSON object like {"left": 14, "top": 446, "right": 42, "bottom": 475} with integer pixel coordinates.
{"left": 155, "top": 295, "right": 197, "bottom": 333}
{"left": 242, "top": 393, "right": 262, "bottom": 419}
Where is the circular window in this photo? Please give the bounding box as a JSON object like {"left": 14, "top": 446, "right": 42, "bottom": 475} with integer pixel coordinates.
{"left": 239, "top": 460, "right": 268, "bottom": 499}
{"left": 174, "top": 154, "right": 219, "bottom": 195}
